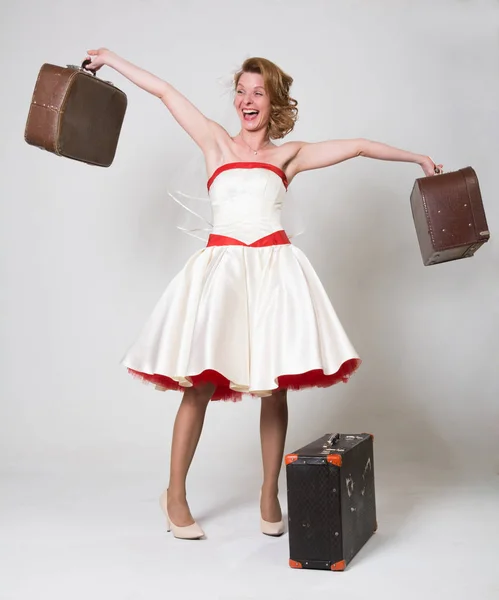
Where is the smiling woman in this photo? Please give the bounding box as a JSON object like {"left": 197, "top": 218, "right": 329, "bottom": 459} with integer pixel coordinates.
{"left": 83, "top": 47, "right": 443, "bottom": 541}
{"left": 233, "top": 57, "right": 298, "bottom": 141}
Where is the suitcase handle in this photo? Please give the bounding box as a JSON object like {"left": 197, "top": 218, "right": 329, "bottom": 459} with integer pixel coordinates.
{"left": 427, "top": 156, "right": 444, "bottom": 175}
{"left": 81, "top": 59, "right": 97, "bottom": 76}
{"left": 323, "top": 433, "right": 340, "bottom": 448}
{"left": 429, "top": 157, "right": 444, "bottom": 175}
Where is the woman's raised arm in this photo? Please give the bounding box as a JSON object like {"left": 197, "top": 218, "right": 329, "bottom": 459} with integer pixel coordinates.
{"left": 85, "top": 48, "right": 224, "bottom": 153}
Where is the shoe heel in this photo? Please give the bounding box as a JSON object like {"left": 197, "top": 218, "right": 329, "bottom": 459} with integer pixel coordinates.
{"left": 159, "top": 490, "right": 170, "bottom": 530}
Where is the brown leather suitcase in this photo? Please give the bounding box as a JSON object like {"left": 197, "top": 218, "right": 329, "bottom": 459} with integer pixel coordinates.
{"left": 410, "top": 167, "right": 490, "bottom": 265}
{"left": 24, "top": 61, "right": 127, "bottom": 167}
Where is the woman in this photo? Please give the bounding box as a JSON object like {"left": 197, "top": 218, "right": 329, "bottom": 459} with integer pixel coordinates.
{"left": 85, "top": 49, "right": 442, "bottom": 540}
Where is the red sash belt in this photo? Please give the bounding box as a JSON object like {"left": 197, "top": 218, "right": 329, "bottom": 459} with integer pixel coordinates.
{"left": 206, "top": 230, "right": 291, "bottom": 248}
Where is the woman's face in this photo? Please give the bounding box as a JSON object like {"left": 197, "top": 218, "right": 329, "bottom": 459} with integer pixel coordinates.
{"left": 234, "top": 72, "right": 271, "bottom": 134}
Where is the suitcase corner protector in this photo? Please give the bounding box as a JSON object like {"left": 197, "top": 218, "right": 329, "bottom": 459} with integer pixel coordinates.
{"left": 327, "top": 453, "right": 343, "bottom": 467}
{"left": 285, "top": 453, "right": 298, "bottom": 466}
{"left": 331, "top": 559, "right": 346, "bottom": 571}
{"left": 289, "top": 559, "right": 302, "bottom": 569}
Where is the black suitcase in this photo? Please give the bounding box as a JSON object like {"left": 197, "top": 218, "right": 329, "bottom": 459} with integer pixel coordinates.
{"left": 285, "top": 433, "right": 376, "bottom": 571}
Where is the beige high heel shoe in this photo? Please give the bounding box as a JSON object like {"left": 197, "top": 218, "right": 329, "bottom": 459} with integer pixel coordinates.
{"left": 260, "top": 490, "right": 285, "bottom": 537}
{"left": 159, "top": 490, "right": 204, "bottom": 540}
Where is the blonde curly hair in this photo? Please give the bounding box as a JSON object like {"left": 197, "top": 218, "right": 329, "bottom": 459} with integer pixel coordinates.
{"left": 234, "top": 57, "right": 298, "bottom": 140}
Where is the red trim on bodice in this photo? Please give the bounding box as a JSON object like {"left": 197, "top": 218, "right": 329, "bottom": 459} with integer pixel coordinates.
{"left": 206, "top": 230, "right": 290, "bottom": 248}
{"left": 207, "top": 162, "right": 289, "bottom": 191}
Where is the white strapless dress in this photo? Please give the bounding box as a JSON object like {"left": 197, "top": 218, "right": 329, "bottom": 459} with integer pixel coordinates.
{"left": 121, "top": 162, "right": 361, "bottom": 401}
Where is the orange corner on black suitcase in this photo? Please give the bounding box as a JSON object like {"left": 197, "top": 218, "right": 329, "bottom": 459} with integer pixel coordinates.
{"left": 326, "top": 453, "right": 343, "bottom": 467}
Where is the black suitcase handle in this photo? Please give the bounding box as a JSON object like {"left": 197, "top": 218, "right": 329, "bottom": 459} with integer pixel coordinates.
{"left": 323, "top": 433, "right": 340, "bottom": 448}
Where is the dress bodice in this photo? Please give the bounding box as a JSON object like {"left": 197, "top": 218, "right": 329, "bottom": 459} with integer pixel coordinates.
{"left": 207, "top": 163, "right": 288, "bottom": 245}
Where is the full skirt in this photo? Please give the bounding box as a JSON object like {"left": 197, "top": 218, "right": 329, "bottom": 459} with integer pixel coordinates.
{"left": 122, "top": 244, "right": 361, "bottom": 401}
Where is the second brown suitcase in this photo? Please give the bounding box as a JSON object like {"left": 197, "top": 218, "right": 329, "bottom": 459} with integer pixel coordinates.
{"left": 410, "top": 167, "right": 490, "bottom": 266}
{"left": 25, "top": 61, "right": 127, "bottom": 167}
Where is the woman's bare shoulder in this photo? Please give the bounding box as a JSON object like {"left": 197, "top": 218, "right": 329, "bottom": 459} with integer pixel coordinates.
{"left": 276, "top": 140, "right": 306, "bottom": 160}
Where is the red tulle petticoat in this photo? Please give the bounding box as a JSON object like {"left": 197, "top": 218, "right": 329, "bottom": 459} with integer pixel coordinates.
{"left": 127, "top": 359, "right": 361, "bottom": 402}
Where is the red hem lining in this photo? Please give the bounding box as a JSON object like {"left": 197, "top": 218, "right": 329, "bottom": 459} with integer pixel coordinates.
{"left": 127, "top": 359, "right": 361, "bottom": 402}
{"left": 207, "top": 162, "right": 289, "bottom": 191}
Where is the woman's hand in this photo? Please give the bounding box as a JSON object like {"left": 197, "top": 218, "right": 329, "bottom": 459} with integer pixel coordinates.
{"left": 84, "top": 48, "right": 113, "bottom": 72}
{"left": 420, "top": 156, "right": 444, "bottom": 177}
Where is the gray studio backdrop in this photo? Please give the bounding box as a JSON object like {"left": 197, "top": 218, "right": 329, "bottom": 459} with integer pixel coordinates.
{"left": 1, "top": 0, "right": 498, "bottom": 496}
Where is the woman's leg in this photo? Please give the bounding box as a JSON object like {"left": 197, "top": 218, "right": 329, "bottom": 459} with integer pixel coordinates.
{"left": 260, "top": 388, "right": 288, "bottom": 522}
{"left": 166, "top": 383, "right": 215, "bottom": 526}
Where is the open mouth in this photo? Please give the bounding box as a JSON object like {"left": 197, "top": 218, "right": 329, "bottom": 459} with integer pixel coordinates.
{"left": 242, "top": 109, "right": 259, "bottom": 121}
